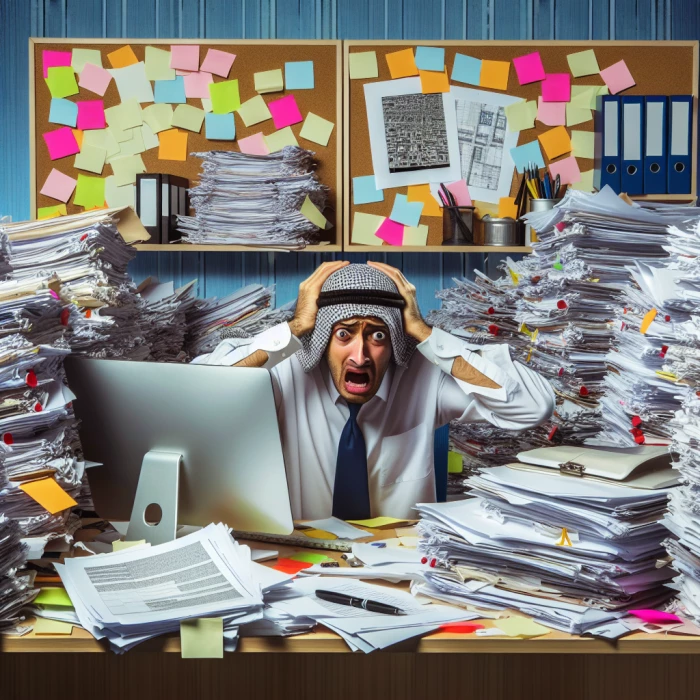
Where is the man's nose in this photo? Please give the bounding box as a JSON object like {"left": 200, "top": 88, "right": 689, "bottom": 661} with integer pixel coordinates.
{"left": 347, "top": 337, "right": 369, "bottom": 366}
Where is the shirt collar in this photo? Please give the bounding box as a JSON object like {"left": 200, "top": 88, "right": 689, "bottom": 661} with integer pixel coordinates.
{"left": 324, "top": 360, "right": 394, "bottom": 406}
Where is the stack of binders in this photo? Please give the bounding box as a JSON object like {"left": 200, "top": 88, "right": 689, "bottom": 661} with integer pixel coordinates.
{"left": 599, "top": 94, "right": 692, "bottom": 196}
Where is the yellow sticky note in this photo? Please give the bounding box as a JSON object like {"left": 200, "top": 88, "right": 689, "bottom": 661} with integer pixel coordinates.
{"left": 180, "top": 618, "right": 223, "bottom": 659}
{"left": 351, "top": 213, "right": 385, "bottom": 246}
{"left": 143, "top": 104, "right": 173, "bottom": 133}
{"left": 496, "top": 617, "right": 550, "bottom": 638}
{"left": 571, "top": 169, "right": 595, "bottom": 192}
{"left": 447, "top": 450, "right": 463, "bottom": 474}
{"left": 74, "top": 174, "right": 106, "bottom": 209}
{"left": 105, "top": 98, "right": 143, "bottom": 131}
{"left": 172, "top": 104, "right": 205, "bottom": 132}
{"left": 264, "top": 126, "right": 298, "bottom": 153}
{"left": 566, "top": 103, "right": 592, "bottom": 127}
{"left": 301, "top": 528, "right": 337, "bottom": 540}
{"left": 158, "top": 128, "right": 188, "bottom": 161}
{"left": 570, "top": 86, "right": 598, "bottom": 110}
{"left": 419, "top": 69, "right": 450, "bottom": 93}
{"left": 346, "top": 516, "right": 410, "bottom": 529}
{"left": 349, "top": 51, "right": 378, "bottom": 80}
{"left": 71, "top": 48, "right": 102, "bottom": 73}
{"left": 299, "top": 112, "right": 335, "bottom": 146}
{"left": 110, "top": 154, "right": 145, "bottom": 186}
{"left": 505, "top": 100, "right": 537, "bottom": 132}
{"left": 37, "top": 204, "right": 67, "bottom": 220}
{"left": 34, "top": 618, "right": 74, "bottom": 635}
{"left": 640, "top": 308, "right": 657, "bottom": 334}
{"left": 237, "top": 95, "right": 272, "bottom": 127}
{"left": 386, "top": 49, "right": 418, "bottom": 79}
{"left": 407, "top": 185, "right": 441, "bottom": 217}
{"left": 107, "top": 45, "right": 139, "bottom": 69}
{"left": 144, "top": 46, "right": 175, "bottom": 81}
{"left": 254, "top": 69, "right": 284, "bottom": 94}
{"left": 402, "top": 224, "right": 429, "bottom": 246}
{"left": 497, "top": 196, "right": 518, "bottom": 219}
{"left": 74, "top": 144, "right": 106, "bottom": 174}
{"left": 300, "top": 195, "right": 328, "bottom": 229}
{"left": 19, "top": 477, "right": 77, "bottom": 515}
{"left": 34, "top": 587, "right": 73, "bottom": 607}
{"left": 479, "top": 60, "right": 510, "bottom": 90}
{"left": 538, "top": 126, "right": 572, "bottom": 160}
{"left": 567, "top": 49, "right": 600, "bottom": 78}
{"left": 209, "top": 79, "right": 240, "bottom": 114}
{"left": 571, "top": 130, "right": 595, "bottom": 159}
{"left": 113, "top": 540, "right": 146, "bottom": 552}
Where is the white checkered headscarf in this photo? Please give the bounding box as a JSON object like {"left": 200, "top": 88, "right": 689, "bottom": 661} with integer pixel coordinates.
{"left": 295, "top": 264, "right": 417, "bottom": 372}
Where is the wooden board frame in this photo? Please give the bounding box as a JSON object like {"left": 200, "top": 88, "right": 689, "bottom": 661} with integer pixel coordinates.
{"left": 343, "top": 40, "right": 699, "bottom": 253}
{"left": 29, "top": 37, "right": 343, "bottom": 252}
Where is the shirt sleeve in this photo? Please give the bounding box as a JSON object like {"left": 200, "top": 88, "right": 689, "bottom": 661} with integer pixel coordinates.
{"left": 419, "top": 327, "right": 556, "bottom": 430}
{"left": 190, "top": 322, "right": 302, "bottom": 369}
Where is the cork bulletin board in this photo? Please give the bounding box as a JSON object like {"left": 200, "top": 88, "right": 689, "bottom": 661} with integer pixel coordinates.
{"left": 30, "top": 38, "right": 342, "bottom": 249}
{"left": 344, "top": 40, "right": 699, "bottom": 252}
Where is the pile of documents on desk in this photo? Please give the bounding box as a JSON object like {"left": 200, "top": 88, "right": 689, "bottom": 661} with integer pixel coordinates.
{"left": 176, "top": 148, "right": 329, "bottom": 249}
{"left": 0, "top": 515, "right": 36, "bottom": 632}
{"left": 414, "top": 446, "right": 677, "bottom": 638}
{"left": 185, "top": 283, "right": 292, "bottom": 358}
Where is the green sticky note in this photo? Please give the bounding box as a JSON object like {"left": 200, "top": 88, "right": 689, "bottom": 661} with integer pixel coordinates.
{"left": 180, "top": 617, "right": 223, "bottom": 658}
{"left": 237, "top": 95, "right": 271, "bottom": 127}
{"left": 37, "top": 204, "right": 67, "bottom": 219}
{"left": 254, "top": 69, "right": 284, "bottom": 94}
{"left": 172, "top": 104, "right": 205, "bottom": 133}
{"left": 289, "top": 552, "right": 334, "bottom": 564}
{"left": 403, "top": 224, "right": 429, "bottom": 246}
{"left": 110, "top": 154, "right": 145, "bottom": 186}
{"left": 566, "top": 49, "right": 600, "bottom": 78}
{"left": 105, "top": 98, "right": 143, "bottom": 131}
{"left": 74, "top": 174, "right": 105, "bottom": 208}
{"left": 351, "top": 212, "right": 384, "bottom": 246}
{"left": 145, "top": 46, "right": 175, "bottom": 81}
{"left": 264, "top": 126, "right": 298, "bottom": 153}
{"left": 34, "top": 618, "right": 74, "bottom": 635}
{"left": 504, "top": 100, "right": 537, "bottom": 132}
{"left": 299, "top": 112, "right": 335, "bottom": 147}
{"left": 105, "top": 176, "right": 136, "bottom": 208}
{"left": 571, "top": 130, "right": 595, "bottom": 159}
{"left": 570, "top": 86, "right": 597, "bottom": 110}
{"left": 572, "top": 169, "right": 595, "bottom": 192}
{"left": 496, "top": 617, "right": 551, "bottom": 638}
{"left": 447, "top": 450, "right": 463, "bottom": 474}
{"left": 34, "top": 587, "right": 73, "bottom": 607}
{"left": 113, "top": 539, "right": 146, "bottom": 552}
{"left": 45, "top": 66, "right": 79, "bottom": 98}
{"left": 300, "top": 195, "right": 328, "bottom": 229}
{"left": 83, "top": 128, "right": 120, "bottom": 158}
{"left": 209, "top": 79, "right": 240, "bottom": 114}
{"left": 142, "top": 103, "right": 173, "bottom": 133}
{"left": 346, "top": 516, "right": 409, "bottom": 528}
{"left": 74, "top": 144, "right": 106, "bottom": 174}
{"left": 566, "top": 104, "right": 592, "bottom": 127}
{"left": 349, "top": 51, "right": 379, "bottom": 80}
{"left": 71, "top": 48, "right": 102, "bottom": 73}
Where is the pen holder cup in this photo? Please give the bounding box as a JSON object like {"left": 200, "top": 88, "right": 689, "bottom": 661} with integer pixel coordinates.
{"left": 442, "top": 206, "right": 475, "bottom": 245}
{"left": 482, "top": 218, "right": 525, "bottom": 247}
{"left": 526, "top": 198, "right": 562, "bottom": 244}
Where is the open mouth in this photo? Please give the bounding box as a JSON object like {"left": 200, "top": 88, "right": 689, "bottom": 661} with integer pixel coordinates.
{"left": 344, "top": 369, "right": 372, "bottom": 395}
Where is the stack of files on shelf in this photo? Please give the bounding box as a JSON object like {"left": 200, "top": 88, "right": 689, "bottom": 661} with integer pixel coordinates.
{"left": 414, "top": 446, "right": 678, "bottom": 638}
{"left": 185, "top": 284, "right": 292, "bottom": 359}
{"left": 176, "top": 148, "right": 329, "bottom": 249}
{"left": 0, "top": 515, "right": 36, "bottom": 634}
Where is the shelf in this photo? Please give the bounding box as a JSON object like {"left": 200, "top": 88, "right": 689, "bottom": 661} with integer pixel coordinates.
{"left": 343, "top": 245, "right": 533, "bottom": 253}
{"left": 134, "top": 244, "right": 342, "bottom": 253}
{"left": 630, "top": 194, "right": 697, "bottom": 201}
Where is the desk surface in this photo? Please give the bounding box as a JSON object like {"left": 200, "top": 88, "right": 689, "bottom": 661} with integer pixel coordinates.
{"left": 5, "top": 527, "right": 700, "bottom": 655}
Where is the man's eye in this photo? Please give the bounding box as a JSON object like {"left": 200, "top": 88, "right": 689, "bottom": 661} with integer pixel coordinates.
{"left": 336, "top": 329, "right": 349, "bottom": 339}
{"left": 372, "top": 331, "right": 387, "bottom": 341}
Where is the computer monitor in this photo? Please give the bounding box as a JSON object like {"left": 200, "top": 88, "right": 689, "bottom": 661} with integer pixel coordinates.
{"left": 63, "top": 357, "right": 294, "bottom": 540}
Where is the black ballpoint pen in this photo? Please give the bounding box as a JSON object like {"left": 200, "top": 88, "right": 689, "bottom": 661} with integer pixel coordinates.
{"left": 315, "top": 589, "right": 406, "bottom": 615}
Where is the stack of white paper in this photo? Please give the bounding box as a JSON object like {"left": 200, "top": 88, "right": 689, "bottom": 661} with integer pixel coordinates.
{"left": 0, "top": 515, "right": 36, "bottom": 633}
{"left": 177, "top": 148, "right": 329, "bottom": 249}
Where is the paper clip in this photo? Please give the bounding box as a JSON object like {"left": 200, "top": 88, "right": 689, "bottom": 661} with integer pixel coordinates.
{"left": 555, "top": 528, "right": 573, "bottom": 547}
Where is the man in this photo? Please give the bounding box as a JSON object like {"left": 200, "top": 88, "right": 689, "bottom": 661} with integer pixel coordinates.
{"left": 195, "top": 261, "right": 555, "bottom": 520}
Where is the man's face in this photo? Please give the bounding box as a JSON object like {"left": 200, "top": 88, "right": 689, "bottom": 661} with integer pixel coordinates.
{"left": 325, "top": 316, "right": 393, "bottom": 404}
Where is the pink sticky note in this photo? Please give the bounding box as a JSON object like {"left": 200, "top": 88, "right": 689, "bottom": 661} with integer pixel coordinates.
{"left": 541, "top": 73, "right": 571, "bottom": 102}
{"left": 76, "top": 100, "right": 106, "bottom": 130}
{"left": 238, "top": 132, "right": 270, "bottom": 155}
{"left": 200, "top": 49, "right": 236, "bottom": 78}
{"left": 40, "top": 168, "right": 77, "bottom": 202}
{"left": 629, "top": 610, "right": 682, "bottom": 625}
{"left": 547, "top": 156, "right": 581, "bottom": 185}
{"left": 170, "top": 45, "right": 200, "bottom": 72}
{"left": 268, "top": 95, "right": 303, "bottom": 130}
{"left": 43, "top": 127, "right": 80, "bottom": 160}
{"left": 537, "top": 97, "right": 566, "bottom": 126}
{"left": 176, "top": 69, "right": 193, "bottom": 76}
{"left": 513, "top": 52, "right": 545, "bottom": 85}
{"left": 42, "top": 50, "right": 71, "bottom": 79}
{"left": 183, "top": 71, "right": 214, "bottom": 99}
{"left": 600, "top": 60, "right": 635, "bottom": 95}
{"left": 78, "top": 62, "right": 112, "bottom": 96}
{"left": 376, "top": 218, "right": 404, "bottom": 246}
{"left": 446, "top": 180, "right": 472, "bottom": 206}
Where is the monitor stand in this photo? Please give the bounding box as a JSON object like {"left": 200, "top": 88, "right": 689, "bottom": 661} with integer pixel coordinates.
{"left": 126, "top": 450, "right": 183, "bottom": 546}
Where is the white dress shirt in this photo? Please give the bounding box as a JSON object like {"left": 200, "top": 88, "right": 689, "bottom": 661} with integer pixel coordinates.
{"left": 194, "top": 323, "right": 555, "bottom": 520}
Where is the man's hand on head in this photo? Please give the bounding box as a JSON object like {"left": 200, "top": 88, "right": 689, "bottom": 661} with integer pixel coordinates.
{"left": 366, "top": 262, "right": 431, "bottom": 343}
{"left": 288, "top": 260, "right": 350, "bottom": 337}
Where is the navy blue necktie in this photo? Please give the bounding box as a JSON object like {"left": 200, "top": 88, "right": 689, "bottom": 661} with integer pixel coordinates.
{"left": 332, "top": 402, "right": 370, "bottom": 520}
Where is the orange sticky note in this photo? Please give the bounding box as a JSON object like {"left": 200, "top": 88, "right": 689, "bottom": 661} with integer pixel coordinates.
{"left": 107, "top": 45, "right": 139, "bottom": 69}
{"left": 538, "top": 126, "right": 572, "bottom": 160}
{"left": 419, "top": 69, "right": 450, "bottom": 93}
{"left": 497, "top": 197, "right": 518, "bottom": 219}
{"left": 158, "top": 128, "right": 188, "bottom": 161}
{"left": 386, "top": 49, "right": 419, "bottom": 79}
{"left": 640, "top": 308, "right": 657, "bottom": 334}
{"left": 71, "top": 128, "right": 83, "bottom": 149}
{"left": 480, "top": 60, "right": 510, "bottom": 90}
{"left": 407, "top": 185, "right": 441, "bottom": 217}
{"left": 19, "top": 477, "right": 77, "bottom": 515}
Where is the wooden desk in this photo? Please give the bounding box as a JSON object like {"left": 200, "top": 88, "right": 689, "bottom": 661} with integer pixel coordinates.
{"left": 3, "top": 529, "right": 700, "bottom": 700}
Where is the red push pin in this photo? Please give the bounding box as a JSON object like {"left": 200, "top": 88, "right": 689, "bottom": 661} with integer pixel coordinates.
{"left": 60, "top": 308, "right": 70, "bottom": 326}
{"left": 634, "top": 434, "right": 645, "bottom": 445}
{"left": 80, "top": 233, "right": 88, "bottom": 241}
{"left": 531, "top": 276, "right": 541, "bottom": 284}
{"left": 579, "top": 386, "right": 589, "bottom": 397}
{"left": 25, "top": 370, "right": 37, "bottom": 388}
{"left": 421, "top": 557, "right": 428, "bottom": 565}
{"left": 487, "top": 307, "right": 495, "bottom": 315}
{"left": 2, "top": 433, "right": 13, "bottom": 445}
{"left": 488, "top": 324, "right": 499, "bottom": 336}
{"left": 34, "top": 402, "right": 43, "bottom": 413}
{"left": 665, "top": 315, "right": 671, "bottom": 322}
{"left": 630, "top": 428, "right": 643, "bottom": 437}
{"left": 660, "top": 345, "right": 669, "bottom": 358}
{"left": 631, "top": 415, "right": 643, "bottom": 428}
{"left": 547, "top": 425, "right": 558, "bottom": 441}
{"left": 429, "top": 558, "right": 437, "bottom": 568}
{"left": 555, "top": 222, "right": 566, "bottom": 232}
{"left": 557, "top": 300, "right": 568, "bottom": 310}
{"left": 558, "top": 367, "right": 565, "bottom": 377}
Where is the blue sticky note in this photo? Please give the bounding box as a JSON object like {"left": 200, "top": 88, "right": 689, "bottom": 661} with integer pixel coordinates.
{"left": 205, "top": 112, "right": 236, "bottom": 140}
{"left": 510, "top": 140, "right": 545, "bottom": 173}
{"left": 415, "top": 47, "right": 445, "bottom": 72}
{"left": 48, "top": 98, "right": 78, "bottom": 127}
{"left": 353, "top": 175, "right": 384, "bottom": 205}
{"left": 154, "top": 76, "right": 186, "bottom": 104}
{"left": 451, "top": 54, "right": 482, "bottom": 85}
{"left": 284, "top": 61, "right": 314, "bottom": 90}
{"left": 390, "top": 193, "right": 423, "bottom": 227}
